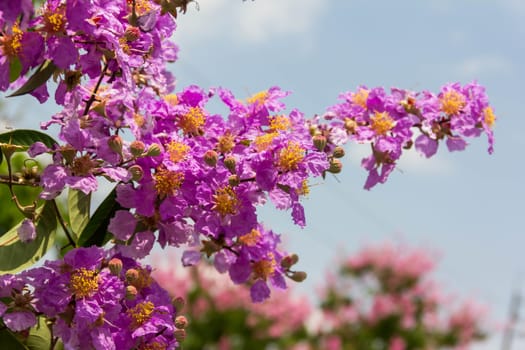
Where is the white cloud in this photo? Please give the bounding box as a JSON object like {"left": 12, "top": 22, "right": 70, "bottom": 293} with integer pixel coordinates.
{"left": 455, "top": 54, "right": 514, "bottom": 78}
{"left": 173, "top": 0, "right": 326, "bottom": 45}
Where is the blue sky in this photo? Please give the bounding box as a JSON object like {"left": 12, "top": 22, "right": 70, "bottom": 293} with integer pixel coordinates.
{"left": 2, "top": 1, "right": 524, "bottom": 348}
{"left": 169, "top": 1, "right": 525, "bottom": 348}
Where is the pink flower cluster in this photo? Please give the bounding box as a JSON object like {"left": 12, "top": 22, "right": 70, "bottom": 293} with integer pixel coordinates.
{"left": 153, "top": 255, "right": 310, "bottom": 342}
{"left": 314, "top": 242, "right": 487, "bottom": 350}
{"left": 148, "top": 243, "right": 488, "bottom": 350}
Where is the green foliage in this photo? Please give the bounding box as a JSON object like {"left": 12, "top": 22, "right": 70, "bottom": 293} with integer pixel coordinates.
{"left": 0, "top": 154, "right": 43, "bottom": 235}
{"left": 0, "top": 316, "right": 62, "bottom": 350}
{"left": 77, "top": 187, "right": 122, "bottom": 247}
{"left": 67, "top": 189, "right": 91, "bottom": 242}
{"left": 0, "top": 200, "right": 57, "bottom": 274}
{"left": 0, "top": 129, "right": 58, "bottom": 150}
{"left": 7, "top": 60, "right": 57, "bottom": 98}
{"left": 9, "top": 58, "right": 22, "bottom": 83}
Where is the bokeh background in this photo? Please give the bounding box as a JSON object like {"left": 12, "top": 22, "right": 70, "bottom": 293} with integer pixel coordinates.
{"left": 2, "top": 1, "right": 524, "bottom": 348}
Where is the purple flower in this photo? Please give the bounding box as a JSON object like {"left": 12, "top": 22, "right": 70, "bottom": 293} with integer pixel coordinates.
{"left": 3, "top": 310, "right": 37, "bottom": 332}
{"left": 108, "top": 210, "right": 137, "bottom": 241}
{"left": 17, "top": 219, "right": 36, "bottom": 243}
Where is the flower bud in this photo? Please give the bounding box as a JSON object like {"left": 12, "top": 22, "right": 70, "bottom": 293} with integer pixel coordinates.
{"left": 289, "top": 271, "right": 307, "bottom": 282}
{"left": 108, "top": 258, "right": 123, "bottom": 276}
{"left": 175, "top": 316, "right": 188, "bottom": 329}
{"left": 203, "top": 150, "right": 218, "bottom": 167}
{"left": 328, "top": 159, "right": 343, "bottom": 174}
{"left": 224, "top": 156, "right": 236, "bottom": 173}
{"left": 345, "top": 118, "right": 357, "bottom": 133}
{"left": 108, "top": 135, "right": 123, "bottom": 154}
{"left": 130, "top": 141, "right": 146, "bottom": 157}
{"left": 228, "top": 174, "right": 240, "bottom": 187}
{"left": 125, "top": 268, "right": 140, "bottom": 284}
{"left": 313, "top": 135, "right": 327, "bottom": 151}
{"left": 174, "top": 329, "right": 186, "bottom": 342}
{"left": 332, "top": 146, "right": 345, "bottom": 158}
{"left": 281, "top": 254, "right": 299, "bottom": 269}
{"left": 124, "top": 26, "right": 141, "bottom": 41}
{"left": 145, "top": 143, "right": 162, "bottom": 157}
{"left": 128, "top": 165, "right": 144, "bottom": 182}
{"left": 125, "top": 285, "right": 138, "bottom": 300}
{"left": 172, "top": 296, "right": 185, "bottom": 313}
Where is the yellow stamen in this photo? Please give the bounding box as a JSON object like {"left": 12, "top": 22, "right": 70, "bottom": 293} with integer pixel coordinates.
{"left": 134, "top": 113, "right": 146, "bottom": 128}
{"left": 139, "top": 342, "right": 167, "bottom": 350}
{"left": 254, "top": 132, "right": 277, "bottom": 152}
{"left": 238, "top": 229, "right": 260, "bottom": 246}
{"left": 164, "top": 94, "right": 178, "bottom": 106}
{"left": 351, "top": 88, "right": 369, "bottom": 109}
{"left": 278, "top": 142, "right": 305, "bottom": 171}
{"left": 370, "top": 112, "right": 395, "bottom": 135}
{"left": 44, "top": 11, "right": 66, "bottom": 33}
{"left": 269, "top": 115, "right": 291, "bottom": 131}
{"left": 252, "top": 254, "right": 276, "bottom": 280}
{"left": 296, "top": 180, "right": 310, "bottom": 196}
{"left": 247, "top": 91, "right": 268, "bottom": 106}
{"left": 179, "top": 107, "right": 205, "bottom": 135}
{"left": 212, "top": 186, "right": 238, "bottom": 216}
{"left": 483, "top": 106, "right": 496, "bottom": 128}
{"left": 166, "top": 141, "right": 189, "bottom": 163}
{"left": 1, "top": 24, "right": 23, "bottom": 58}
{"left": 218, "top": 133, "right": 235, "bottom": 153}
{"left": 127, "top": 301, "right": 155, "bottom": 329}
{"left": 127, "top": 0, "right": 152, "bottom": 15}
{"left": 70, "top": 268, "right": 99, "bottom": 298}
{"left": 154, "top": 168, "right": 184, "bottom": 196}
{"left": 440, "top": 90, "right": 466, "bottom": 115}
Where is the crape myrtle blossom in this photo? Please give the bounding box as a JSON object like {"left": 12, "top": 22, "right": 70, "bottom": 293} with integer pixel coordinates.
{"left": 311, "top": 242, "right": 487, "bottom": 350}
{"left": 0, "top": 0, "right": 497, "bottom": 348}
{"left": 318, "top": 83, "right": 496, "bottom": 189}
{"left": 152, "top": 253, "right": 311, "bottom": 349}
{"left": 0, "top": 0, "right": 177, "bottom": 99}
{"left": 0, "top": 247, "right": 181, "bottom": 350}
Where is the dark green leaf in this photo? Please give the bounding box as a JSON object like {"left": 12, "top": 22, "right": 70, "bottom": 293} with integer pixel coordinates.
{"left": 0, "top": 129, "right": 58, "bottom": 149}
{"left": 0, "top": 316, "right": 54, "bottom": 350}
{"left": 7, "top": 60, "right": 57, "bottom": 98}
{"left": 67, "top": 189, "right": 91, "bottom": 242}
{"left": 78, "top": 187, "right": 121, "bottom": 247}
{"left": 0, "top": 328, "right": 28, "bottom": 350}
{"left": 0, "top": 201, "right": 57, "bottom": 274}
{"left": 9, "top": 58, "right": 22, "bottom": 83}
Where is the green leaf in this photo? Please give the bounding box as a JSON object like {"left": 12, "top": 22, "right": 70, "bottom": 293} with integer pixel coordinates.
{"left": 0, "top": 328, "right": 28, "bottom": 350}
{"left": 0, "top": 316, "right": 54, "bottom": 350}
{"left": 7, "top": 60, "right": 57, "bottom": 98}
{"left": 25, "top": 316, "right": 53, "bottom": 350}
{"left": 9, "top": 58, "right": 22, "bottom": 83}
{"left": 78, "top": 187, "right": 122, "bottom": 247}
{"left": 67, "top": 189, "right": 91, "bottom": 242}
{"left": 0, "top": 129, "right": 58, "bottom": 150}
{"left": 0, "top": 201, "right": 57, "bottom": 274}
